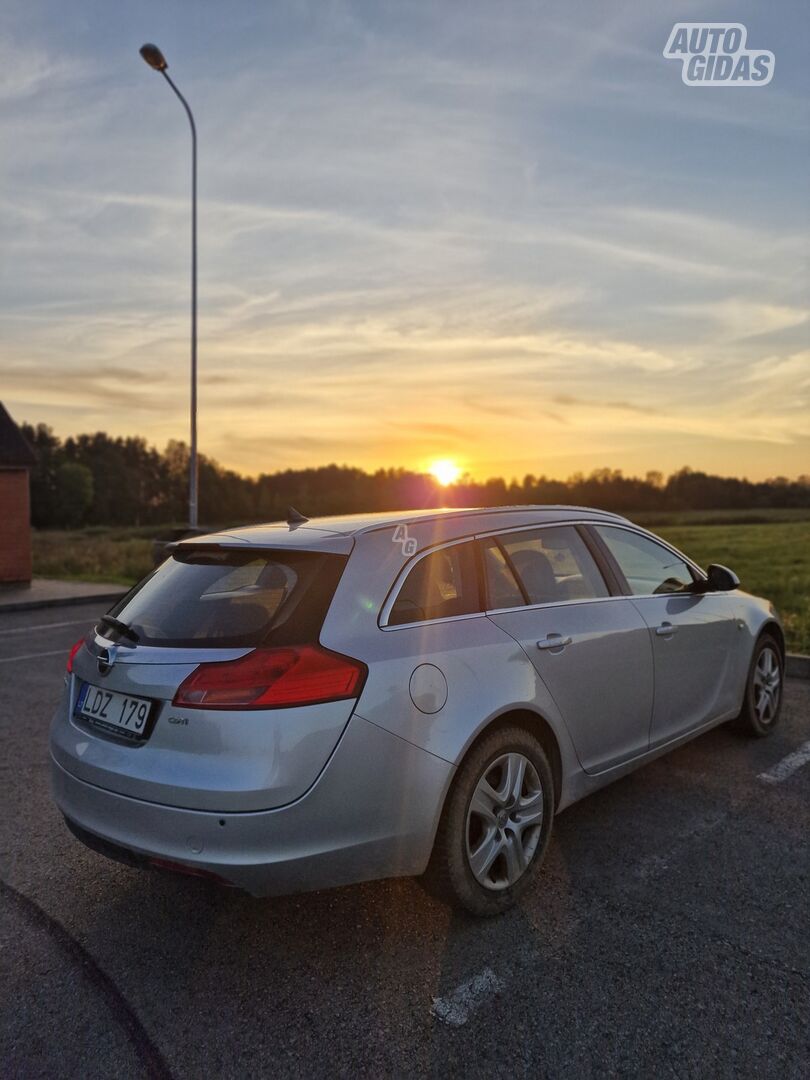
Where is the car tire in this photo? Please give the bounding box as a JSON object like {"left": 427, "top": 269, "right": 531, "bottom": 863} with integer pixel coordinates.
{"left": 424, "top": 725, "right": 555, "bottom": 916}
{"left": 734, "top": 633, "right": 784, "bottom": 737}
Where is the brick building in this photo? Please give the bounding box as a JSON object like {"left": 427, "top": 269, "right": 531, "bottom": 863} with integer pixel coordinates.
{"left": 0, "top": 403, "right": 37, "bottom": 584}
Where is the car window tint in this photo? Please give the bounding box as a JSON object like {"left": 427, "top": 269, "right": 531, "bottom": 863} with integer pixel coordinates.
{"left": 387, "top": 541, "right": 480, "bottom": 625}
{"left": 107, "top": 549, "right": 346, "bottom": 647}
{"left": 595, "top": 526, "right": 695, "bottom": 596}
{"left": 499, "top": 526, "right": 609, "bottom": 604}
{"left": 481, "top": 538, "right": 525, "bottom": 609}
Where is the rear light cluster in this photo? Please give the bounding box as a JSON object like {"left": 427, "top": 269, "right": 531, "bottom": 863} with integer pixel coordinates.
{"left": 66, "top": 637, "right": 85, "bottom": 673}
{"left": 173, "top": 644, "right": 367, "bottom": 710}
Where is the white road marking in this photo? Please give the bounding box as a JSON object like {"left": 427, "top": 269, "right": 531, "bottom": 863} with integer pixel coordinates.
{"left": 430, "top": 967, "right": 504, "bottom": 1027}
{"left": 757, "top": 741, "right": 810, "bottom": 785}
{"left": 0, "top": 649, "right": 67, "bottom": 664}
{"left": 0, "top": 618, "right": 92, "bottom": 635}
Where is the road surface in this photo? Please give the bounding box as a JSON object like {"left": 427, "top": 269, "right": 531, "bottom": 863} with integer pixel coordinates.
{"left": 1, "top": 602, "right": 808, "bottom": 1078}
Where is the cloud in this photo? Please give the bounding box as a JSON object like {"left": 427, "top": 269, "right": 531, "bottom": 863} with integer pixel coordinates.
{"left": 553, "top": 395, "right": 660, "bottom": 415}
{"left": 0, "top": 41, "right": 81, "bottom": 102}
{"left": 743, "top": 350, "right": 810, "bottom": 389}
{"left": 0, "top": 0, "right": 807, "bottom": 482}
{"left": 657, "top": 300, "right": 809, "bottom": 341}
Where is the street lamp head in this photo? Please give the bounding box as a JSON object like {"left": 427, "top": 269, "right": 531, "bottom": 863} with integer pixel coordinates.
{"left": 139, "top": 43, "right": 168, "bottom": 71}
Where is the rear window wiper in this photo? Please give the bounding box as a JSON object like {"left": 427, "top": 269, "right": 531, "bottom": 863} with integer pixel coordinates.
{"left": 96, "top": 615, "right": 140, "bottom": 644}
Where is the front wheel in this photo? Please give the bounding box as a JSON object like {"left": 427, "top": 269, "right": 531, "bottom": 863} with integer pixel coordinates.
{"left": 735, "top": 634, "right": 784, "bottom": 737}
{"left": 424, "top": 726, "right": 555, "bottom": 916}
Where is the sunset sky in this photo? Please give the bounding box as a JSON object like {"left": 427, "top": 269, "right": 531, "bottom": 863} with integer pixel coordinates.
{"left": 1, "top": 1, "right": 808, "bottom": 482}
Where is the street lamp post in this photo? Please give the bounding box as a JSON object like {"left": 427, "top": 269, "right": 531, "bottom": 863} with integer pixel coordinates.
{"left": 139, "top": 43, "right": 198, "bottom": 529}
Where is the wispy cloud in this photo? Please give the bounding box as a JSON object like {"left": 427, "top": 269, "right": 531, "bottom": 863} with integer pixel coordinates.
{"left": 1, "top": 0, "right": 807, "bottom": 482}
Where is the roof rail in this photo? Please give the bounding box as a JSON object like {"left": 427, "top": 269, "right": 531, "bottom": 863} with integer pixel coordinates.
{"left": 356, "top": 504, "right": 628, "bottom": 535}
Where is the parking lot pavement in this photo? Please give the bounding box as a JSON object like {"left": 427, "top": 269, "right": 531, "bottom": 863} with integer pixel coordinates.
{"left": 1, "top": 604, "right": 808, "bottom": 1080}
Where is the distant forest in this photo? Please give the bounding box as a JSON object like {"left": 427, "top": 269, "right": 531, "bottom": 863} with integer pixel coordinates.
{"left": 20, "top": 422, "right": 810, "bottom": 529}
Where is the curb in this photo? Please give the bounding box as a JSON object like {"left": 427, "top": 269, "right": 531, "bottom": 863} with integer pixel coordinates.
{"left": 0, "top": 591, "right": 127, "bottom": 615}
{"left": 786, "top": 653, "right": 810, "bottom": 680}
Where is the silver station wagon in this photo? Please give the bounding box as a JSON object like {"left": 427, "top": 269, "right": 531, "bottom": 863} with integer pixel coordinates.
{"left": 50, "top": 506, "right": 784, "bottom": 915}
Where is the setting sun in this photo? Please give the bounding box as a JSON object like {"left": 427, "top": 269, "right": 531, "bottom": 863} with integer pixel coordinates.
{"left": 429, "top": 459, "right": 462, "bottom": 486}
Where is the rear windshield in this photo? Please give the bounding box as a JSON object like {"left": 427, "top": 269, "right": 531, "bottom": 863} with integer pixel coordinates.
{"left": 105, "top": 548, "right": 347, "bottom": 648}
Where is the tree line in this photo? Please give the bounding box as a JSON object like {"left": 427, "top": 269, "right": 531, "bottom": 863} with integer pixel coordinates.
{"left": 20, "top": 422, "right": 810, "bottom": 530}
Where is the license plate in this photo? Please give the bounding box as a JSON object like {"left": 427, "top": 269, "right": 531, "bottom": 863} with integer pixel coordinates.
{"left": 76, "top": 683, "right": 153, "bottom": 738}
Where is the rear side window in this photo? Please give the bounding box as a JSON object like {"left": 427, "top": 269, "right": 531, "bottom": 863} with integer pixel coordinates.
{"left": 498, "top": 526, "right": 609, "bottom": 604}
{"left": 387, "top": 541, "right": 480, "bottom": 626}
{"left": 594, "top": 526, "right": 695, "bottom": 596}
{"left": 106, "top": 548, "right": 347, "bottom": 648}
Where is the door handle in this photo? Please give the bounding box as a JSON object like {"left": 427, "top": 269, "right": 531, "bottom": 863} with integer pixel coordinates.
{"left": 537, "top": 634, "right": 572, "bottom": 650}
{"left": 655, "top": 622, "right": 678, "bottom": 637}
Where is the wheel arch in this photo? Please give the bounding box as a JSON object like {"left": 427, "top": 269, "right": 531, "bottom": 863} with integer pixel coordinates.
{"left": 759, "top": 619, "right": 785, "bottom": 659}
{"left": 459, "top": 707, "right": 564, "bottom": 810}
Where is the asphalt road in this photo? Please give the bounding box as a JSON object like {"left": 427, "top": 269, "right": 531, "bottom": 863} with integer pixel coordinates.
{"left": 1, "top": 602, "right": 808, "bottom": 1079}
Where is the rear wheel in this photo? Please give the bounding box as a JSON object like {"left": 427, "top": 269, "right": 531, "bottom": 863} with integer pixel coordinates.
{"left": 735, "top": 634, "right": 784, "bottom": 737}
{"left": 425, "top": 725, "right": 554, "bottom": 916}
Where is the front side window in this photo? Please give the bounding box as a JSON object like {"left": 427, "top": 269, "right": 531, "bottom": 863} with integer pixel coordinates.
{"left": 594, "top": 526, "right": 696, "bottom": 596}
{"left": 387, "top": 541, "right": 480, "bottom": 626}
{"left": 497, "top": 526, "right": 609, "bottom": 605}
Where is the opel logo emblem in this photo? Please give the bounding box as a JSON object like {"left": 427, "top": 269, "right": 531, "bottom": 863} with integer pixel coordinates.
{"left": 97, "top": 645, "right": 119, "bottom": 676}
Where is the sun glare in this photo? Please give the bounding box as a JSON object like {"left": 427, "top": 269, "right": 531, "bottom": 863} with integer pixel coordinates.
{"left": 429, "top": 459, "right": 462, "bottom": 486}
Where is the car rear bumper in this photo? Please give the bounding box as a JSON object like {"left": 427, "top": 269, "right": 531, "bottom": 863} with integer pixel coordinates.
{"left": 50, "top": 714, "right": 454, "bottom": 896}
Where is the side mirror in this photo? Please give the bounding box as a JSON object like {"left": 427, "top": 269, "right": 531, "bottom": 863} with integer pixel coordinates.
{"left": 705, "top": 563, "right": 740, "bottom": 592}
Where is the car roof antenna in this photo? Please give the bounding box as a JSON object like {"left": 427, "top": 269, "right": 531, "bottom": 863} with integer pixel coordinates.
{"left": 286, "top": 506, "right": 310, "bottom": 528}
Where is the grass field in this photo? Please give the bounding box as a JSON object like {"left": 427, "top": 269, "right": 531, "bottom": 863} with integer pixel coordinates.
{"left": 30, "top": 512, "right": 810, "bottom": 654}
{"left": 31, "top": 529, "right": 158, "bottom": 588}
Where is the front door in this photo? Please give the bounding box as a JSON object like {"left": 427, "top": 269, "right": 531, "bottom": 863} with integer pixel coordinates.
{"left": 481, "top": 526, "right": 655, "bottom": 774}
{"left": 591, "top": 525, "right": 739, "bottom": 747}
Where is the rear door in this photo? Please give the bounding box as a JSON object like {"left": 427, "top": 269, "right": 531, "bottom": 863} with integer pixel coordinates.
{"left": 482, "top": 525, "right": 654, "bottom": 774}
{"left": 590, "top": 525, "right": 739, "bottom": 747}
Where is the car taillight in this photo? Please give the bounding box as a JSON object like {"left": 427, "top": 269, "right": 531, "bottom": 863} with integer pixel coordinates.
{"left": 172, "top": 645, "right": 367, "bottom": 710}
{"left": 66, "top": 637, "right": 85, "bottom": 673}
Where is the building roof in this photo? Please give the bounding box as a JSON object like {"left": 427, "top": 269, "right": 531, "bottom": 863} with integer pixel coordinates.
{"left": 0, "top": 403, "right": 36, "bottom": 468}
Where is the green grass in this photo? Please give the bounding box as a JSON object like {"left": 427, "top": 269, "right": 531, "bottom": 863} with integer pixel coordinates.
{"left": 632, "top": 508, "right": 810, "bottom": 527}
{"left": 32, "top": 516, "right": 810, "bottom": 654}
{"left": 32, "top": 529, "right": 156, "bottom": 587}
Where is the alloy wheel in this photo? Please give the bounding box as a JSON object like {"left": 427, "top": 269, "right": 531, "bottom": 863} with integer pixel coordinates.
{"left": 465, "top": 752, "right": 544, "bottom": 891}
{"left": 753, "top": 645, "right": 781, "bottom": 725}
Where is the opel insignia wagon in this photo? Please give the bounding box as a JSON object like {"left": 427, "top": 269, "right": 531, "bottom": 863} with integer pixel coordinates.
{"left": 50, "top": 506, "right": 784, "bottom": 915}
